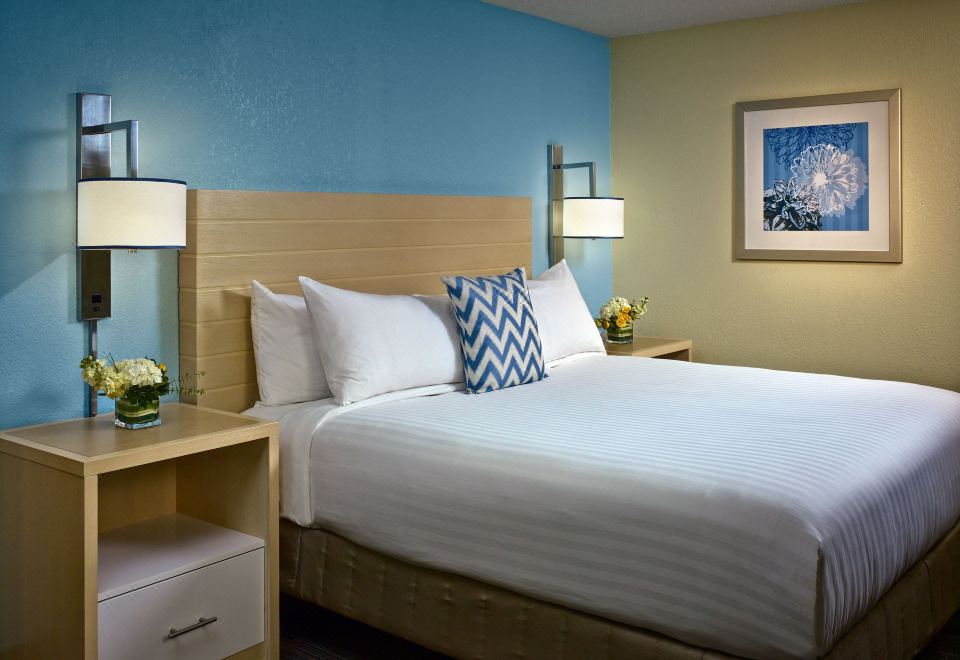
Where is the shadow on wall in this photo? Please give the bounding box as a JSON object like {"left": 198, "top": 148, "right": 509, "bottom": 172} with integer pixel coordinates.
{"left": 0, "top": 188, "right": 76, "bottom": 316}
{"left": 0, "top": 93, "right": 77, "bottom": 320}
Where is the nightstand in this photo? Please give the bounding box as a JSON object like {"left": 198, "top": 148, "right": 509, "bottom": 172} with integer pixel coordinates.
{"left": 605, "top": 336, "right": 694, "bottom": 361}
{"left": 0, "top": 403, "right": 279, "bottom": 660}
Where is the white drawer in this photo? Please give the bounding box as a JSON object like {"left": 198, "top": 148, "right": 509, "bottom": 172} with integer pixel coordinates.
{"left": 99, "top": 548, "right": 264, "bottom": 660}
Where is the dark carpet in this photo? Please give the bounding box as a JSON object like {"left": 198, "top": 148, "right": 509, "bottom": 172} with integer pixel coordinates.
{"left": 923, "top": 615, "right": 960, "bottom": 660}
{"left": 280, "top": 594, "right": 960, "bottom": 659}
{"left": 280, "top": 594, "right": 446, "bottom": 660}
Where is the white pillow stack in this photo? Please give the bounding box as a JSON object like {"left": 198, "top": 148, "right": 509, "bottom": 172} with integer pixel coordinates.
{"left": 250, "top": 280, "right": 331, "bottom": 405}
{"left": 527, "top": 260, "right": 605, "bottom": 364}
{"left": 248, "top": 260, "right": 603, "bottom": 407}
{"left": 298, "top": 277, "right": 464, "bottom": 405}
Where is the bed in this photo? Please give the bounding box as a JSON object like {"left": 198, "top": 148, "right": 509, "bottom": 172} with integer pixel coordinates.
{"left": 180, "top": 189, "right": 960, "bottom": 659}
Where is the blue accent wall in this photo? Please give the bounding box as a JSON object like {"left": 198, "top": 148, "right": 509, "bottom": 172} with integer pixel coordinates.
{"left": 0, "top": 0, "right": 611, "bottom": 428}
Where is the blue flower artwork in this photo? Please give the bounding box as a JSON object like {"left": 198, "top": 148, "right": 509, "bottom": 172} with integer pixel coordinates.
{"left": 762, "top": 122, "right": 869, "bottom": 231}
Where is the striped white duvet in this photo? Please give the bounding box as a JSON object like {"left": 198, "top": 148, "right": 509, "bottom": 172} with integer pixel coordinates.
{"left": 253, "top": 355, "right": 960, "bottom": 659}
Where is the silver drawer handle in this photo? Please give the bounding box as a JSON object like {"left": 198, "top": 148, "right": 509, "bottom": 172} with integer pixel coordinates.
{"left": 167, "top": 616, "right": 218, "bottom": 640}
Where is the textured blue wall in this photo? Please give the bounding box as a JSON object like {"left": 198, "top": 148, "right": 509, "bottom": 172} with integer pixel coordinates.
{"left": 0, "top": 0, "right": 611, "bottom": 428}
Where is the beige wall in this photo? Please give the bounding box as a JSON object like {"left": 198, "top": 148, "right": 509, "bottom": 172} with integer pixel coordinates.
{"left": 612, "top": 0, "right": 960, "bottom": 390}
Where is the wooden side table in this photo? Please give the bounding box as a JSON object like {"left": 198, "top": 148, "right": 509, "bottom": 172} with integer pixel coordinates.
{"left": 0, "top": 403, "right": 279, "bottom": 660}
{"left": 605, "top": 336, "right": 693, "bottom": 361}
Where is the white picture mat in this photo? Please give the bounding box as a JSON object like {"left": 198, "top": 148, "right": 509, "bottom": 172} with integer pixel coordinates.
{"left": 743, "top": 100, "right": 889, "bottom": 252}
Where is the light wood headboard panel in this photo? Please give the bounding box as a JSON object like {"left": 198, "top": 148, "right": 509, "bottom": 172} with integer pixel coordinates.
{"left": 179, "top": 189, "right": 532, "bottom": 412}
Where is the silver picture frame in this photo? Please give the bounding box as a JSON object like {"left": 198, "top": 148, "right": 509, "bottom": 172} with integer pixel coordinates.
{"left": 735, "top": 89, "right": 901, "bottom": 262}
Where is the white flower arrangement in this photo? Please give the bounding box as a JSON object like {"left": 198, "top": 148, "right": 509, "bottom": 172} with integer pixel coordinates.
{"left": 80, "top": 356, "right": 170, "bottom": 404}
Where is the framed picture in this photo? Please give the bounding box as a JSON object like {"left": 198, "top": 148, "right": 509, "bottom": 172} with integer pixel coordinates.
{"left": 735, "top": 89, "right": 901, "bottom": 262}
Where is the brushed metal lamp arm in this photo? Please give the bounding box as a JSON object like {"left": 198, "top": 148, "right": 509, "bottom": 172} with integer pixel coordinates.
{"left": 561, "top": 161, "right": 597, "bottom": 196}
{"left": 77, "top": 94, "right": 140, "bottom": 417}
{"left": 548, "top": 144, "right": 597, "bottom": 265}
{"left": 81, "top": 120, "right": 139, "bottom": 177}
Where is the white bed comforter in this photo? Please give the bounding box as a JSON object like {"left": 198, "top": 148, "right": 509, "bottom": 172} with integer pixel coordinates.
{"left": 251, "top": 355, "right": 960, "bottom": 659}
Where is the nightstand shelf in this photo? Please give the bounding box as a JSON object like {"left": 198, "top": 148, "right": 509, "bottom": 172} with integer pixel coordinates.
{"left": 0, "top": 403, "right": 279, "bottom": 660}
{"left": 605, "top": 336, "right": 693, "bottom": 361}
{"left": 98, "top": 512, "right": 264, "bottom": 601}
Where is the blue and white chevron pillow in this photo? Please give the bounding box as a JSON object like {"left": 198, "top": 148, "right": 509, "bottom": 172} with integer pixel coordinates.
{"left": 441, "top": 267, "right": 547, "bottom": 394}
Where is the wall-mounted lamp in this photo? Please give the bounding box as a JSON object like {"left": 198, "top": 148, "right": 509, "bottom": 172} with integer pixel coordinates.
{"left": 76, "top": 92, "right": 186, "bottom": 416}
{"left": 78, "top": 178, "right": 186, "bottom": 249}
{"left": 547, "top": 144, "right": 624, "bottom": 265}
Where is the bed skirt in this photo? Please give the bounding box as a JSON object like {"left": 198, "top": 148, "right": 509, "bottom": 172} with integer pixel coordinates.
{"left": 280, "top": 518, "right": 960, "bottom": 659}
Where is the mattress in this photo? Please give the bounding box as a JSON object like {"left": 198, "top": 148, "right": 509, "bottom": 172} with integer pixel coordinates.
{"left": 248, "top": 355, "right": 960, "bottom": 659}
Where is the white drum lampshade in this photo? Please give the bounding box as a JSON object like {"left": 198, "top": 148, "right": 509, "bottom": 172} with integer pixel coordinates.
{"left": 77, "top": 178, "right": 187, "bottom": 249}
{"left": 562, "top": 197, "right": 624, "bottom": 238}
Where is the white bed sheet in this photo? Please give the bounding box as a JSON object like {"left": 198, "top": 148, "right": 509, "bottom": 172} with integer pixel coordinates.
{"left": 248, "top": 382, "right": 465, "bottom": 525}
{"left": 248, "top": 355, "right": 960, "bottom": 659}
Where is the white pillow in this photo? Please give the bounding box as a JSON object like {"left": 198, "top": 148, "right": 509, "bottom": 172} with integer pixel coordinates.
{"left": 299, "top": 277, "right": 464, "bottom": 405}
{"left": 528, "top": 260, "right": 605, "bottom": 364}
{"left": 250, "top": 280, "right": 332, "bottom": 405}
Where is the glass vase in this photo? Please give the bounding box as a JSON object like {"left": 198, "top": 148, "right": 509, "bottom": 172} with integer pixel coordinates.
{"left": 115, "top": 395, "right": 161, "bottom": 429}
{"left": 606, "top": 321, "right": 634, "bottom": 344}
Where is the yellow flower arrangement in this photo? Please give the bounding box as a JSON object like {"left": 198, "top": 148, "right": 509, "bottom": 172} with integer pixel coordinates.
{"left": 595, "top": 295, "right": 650, "bottom": 329}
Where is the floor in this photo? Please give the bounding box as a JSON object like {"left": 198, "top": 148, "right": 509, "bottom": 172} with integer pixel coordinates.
{"left": 280, "top": 595, "right": 445, "bottom": 660}
{"left": 924, "top": 617, "right": 960, "bottom": 660}
{"left": 280, "top": 594, "right": 960, "bottom": 660}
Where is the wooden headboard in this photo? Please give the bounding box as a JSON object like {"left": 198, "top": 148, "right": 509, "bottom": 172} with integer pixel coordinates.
{"left": 179, "top": 189, "right": 532, "bottom": 412}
